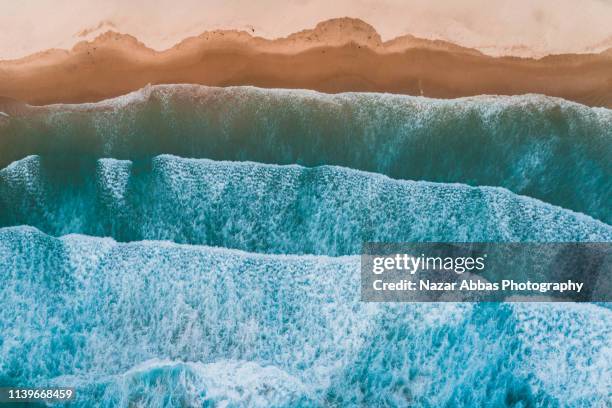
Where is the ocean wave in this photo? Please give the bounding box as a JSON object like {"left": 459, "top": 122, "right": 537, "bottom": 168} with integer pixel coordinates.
{"left": 0, "top": 227, "right": 610, "bottom": 407}
{"left": 80, "top": 359, "right": 314, "bottom": 408}
{"left": 0, "top": 85, "right": 610, "bottom": 222}
{"left": 1, "top": 155, "right": 610, "bottom": 255}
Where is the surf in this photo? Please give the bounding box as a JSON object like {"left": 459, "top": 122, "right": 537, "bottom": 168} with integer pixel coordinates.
{"left": 0, "top": 226, "right": 609, "bottom": 407}
{"left": 1, "top": 155, "right": 610, "bottom": 255}
{"left": 0, "top": 85, "right": 610, "bottom": 222}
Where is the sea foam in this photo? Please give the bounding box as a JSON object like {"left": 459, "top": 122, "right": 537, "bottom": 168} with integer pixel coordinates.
{"left": 0, "top": 85, "right": 610, "bottom": 222}
{"left": 0, "top": 227, "right": 610, "bottom": 407}
{"left": 1, "top": 155, "right": 610, "bottom": 254}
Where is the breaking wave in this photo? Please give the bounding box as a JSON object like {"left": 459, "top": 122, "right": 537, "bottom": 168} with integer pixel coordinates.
{"left": 0, "top": 227, "right": 610, "bottom": 407}
{"left": 1, "top": 155, "right": 610, "bottom": 254}
{"left": 1, "top": 85, "right": 610, "bottom": 407}
{"left": 1, "top": 85, "right": 610, "bottom": 222}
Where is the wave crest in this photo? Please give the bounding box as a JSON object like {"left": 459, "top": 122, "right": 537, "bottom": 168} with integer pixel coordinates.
{"left": 1, "top": 85, "right": 610, "bottom": 222}
{"left": 1, "top": 156, "right": 610, "bottom": 255}
{"left": 0, "top": 227, "right": 610, "bottom": 407}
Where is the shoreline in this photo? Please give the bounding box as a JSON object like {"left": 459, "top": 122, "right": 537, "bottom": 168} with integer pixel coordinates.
{"left": 1, "top": 18, "right": 611, "bottom": 107}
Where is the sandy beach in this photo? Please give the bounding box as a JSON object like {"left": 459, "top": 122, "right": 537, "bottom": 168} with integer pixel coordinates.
{"left": 1, "top": 18, "right": 611, "bottom": 107}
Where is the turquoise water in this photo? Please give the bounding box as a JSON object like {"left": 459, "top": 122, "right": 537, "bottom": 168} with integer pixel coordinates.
{"left": 1, "top": 85, "right": 610, "bottom": 223}
{"left": 0, "top": 85, "right": 610, "bottom": 407}
{"left": 1, "top": 155, "right": 610, "bottom": 254}
{"left": 1, "top": 227, "right": 610, "bottom": 407}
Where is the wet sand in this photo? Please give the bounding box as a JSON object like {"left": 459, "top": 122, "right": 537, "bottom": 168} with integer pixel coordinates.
{"left": 1, "top": 18, "right": 611, "bottom": 107}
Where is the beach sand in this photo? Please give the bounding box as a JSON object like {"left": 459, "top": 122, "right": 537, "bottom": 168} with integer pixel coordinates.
{"left": 1, "top": 18, "right": 611, "bottom": 107}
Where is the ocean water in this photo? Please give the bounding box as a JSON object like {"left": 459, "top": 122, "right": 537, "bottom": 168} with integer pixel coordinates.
{"left": 1, "top": 155, "right": 610, "bottom": 254}
{"left": 0, "top": 227, "right": 610, "bottom": 407}
{"left": 0, "top": 85, "right": 610, "bottom": 407}
{"left": 0, "top": 85, "right": 610, "bottom": 223}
